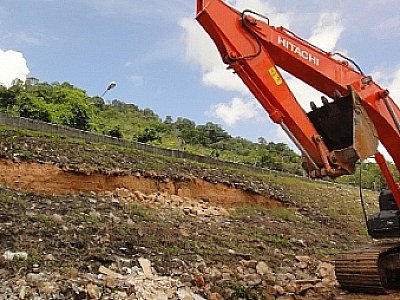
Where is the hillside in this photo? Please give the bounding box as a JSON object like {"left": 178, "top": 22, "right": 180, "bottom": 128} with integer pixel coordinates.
{"left": 0, "top": 81, "right": 395, "bottom": 191}
{"left": 0, "top": 127, "right": 396, "bottom": 299}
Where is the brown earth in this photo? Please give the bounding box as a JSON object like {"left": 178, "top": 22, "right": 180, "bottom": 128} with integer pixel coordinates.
{"left": 0, "top": 159, "right": 282, "bottom": 208}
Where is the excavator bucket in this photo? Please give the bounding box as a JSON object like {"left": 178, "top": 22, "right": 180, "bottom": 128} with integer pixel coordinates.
{"left": 307, "top": 87, "right": 378, "bottom": 173}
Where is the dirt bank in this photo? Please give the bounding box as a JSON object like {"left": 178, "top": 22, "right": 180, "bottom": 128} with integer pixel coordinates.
{"left": 0, "top": 159, "right": 282, "bottom": 208}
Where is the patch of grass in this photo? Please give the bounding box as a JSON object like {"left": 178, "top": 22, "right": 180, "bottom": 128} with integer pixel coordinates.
{"left": 73, "top": 212, "right": 101, "bottom": 225}
{"left": 265, "top": 234, "right": 292, "bottom": 246}
{"left": 115, "top": 224, "right": 135, "bottom": 235}
{"left": 129, "top": 203, "right": 151, "bottom": 220}
{"left": 28, "top": 253, "right": 43, "bottom": 265}
{"left": 323, "top": 207, "right": 341, "bottom": 221}
{"left": 231, "top": 284, "right": 257, "bottom": 300}
{"left": 85, "top": 214, "right": 100, "bottom": 224}
{"left": 166, "top": 245, "right": 183, "bottom": 255}
{"left": 187, "top": 240, "right": 201, "bottom": 253}
{"left": 38, "top": 215, "right": 54, "bottom": 226}
{"left": 314, "top": 246, "right": 339, "bottom": 257}
{"left": 0, "top": 192, "right": 14, "bottom": 204}
{"left": 233, "top": 204, "right": 268, "bottom": 217}
{"left": 270, "top": 207, "right": 298, "bottom": 222}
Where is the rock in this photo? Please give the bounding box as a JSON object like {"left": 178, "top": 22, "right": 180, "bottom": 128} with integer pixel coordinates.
{"left": 317, "top": 261, "right": 335, "bottom": 279}
{"left": 256, "top": 261, "right": 272, "bottom": 275}
{"left": 26, "top": 273, "right": 43, "bottom": 287}
{"left": 284, "top": 282, "right": 297, "bottom": 293}
{"left": 193, "top": 275, "right": 205, "bottom": 288}
{"left": 50, "top": 214, "right": 63, "bottom": 223}
{"left": 44, "top": 254, "right": 55, "bottom": 261}
{"left": 274, "top": 285, "right": 285, "bottom": 295}
{"left": 209, "top": 292, "right": 223, "bottom": 300}
{"left": 263, "top": 285, "right": 276, "bottom": 295}
{"left": 115, "top": 188, "right": 131, "bottom": 198}
{"left": 86, "top": 283, "right": 100, "bottom": 300}
{"left": 295, "top": 261, "right": 308, "bottom": 269}
{"left": 133, "top": 190, "right": 145, "bottom": 201}
{"left": 98, "top": 266, "right": 122, "bottom": 279}
{"left": 138, "top": 257, "right": 153, "bottom": 279}
{"left": 243, "top": 260, "right": 258, "bottom": 269}
{"left": 295, "top": 255, "right": 311, "bottom": 263}
{"left": 19, "top": 286, "right": 26, "bottom": 300}
{"left": 171, "top": 195, "right": 183, "bottom": 203}
{"left": 2, "top": 251, "right": 28, "bottom": 261}
{"left": 177, "top": 287, "right": 206, "bottom": 300}
{"left": 298, "top": 283, "right": 314, "bottom": 295}
{"left": 32, "top": 264, "right": 40, "bottom": 273}
{"left": 276, "top": 296, "right": 294, "bottom": 300}
{"left": 314, "top": 282, "right": 329, "bottom": 294}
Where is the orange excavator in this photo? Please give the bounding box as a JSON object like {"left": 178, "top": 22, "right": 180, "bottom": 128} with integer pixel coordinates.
{"left": 196, "top": 0, "right": 400, "bottom": 294}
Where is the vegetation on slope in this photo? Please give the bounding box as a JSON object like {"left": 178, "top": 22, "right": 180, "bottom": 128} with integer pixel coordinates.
{"left": 0, "top": 80, "right": 398, "bottom": 190}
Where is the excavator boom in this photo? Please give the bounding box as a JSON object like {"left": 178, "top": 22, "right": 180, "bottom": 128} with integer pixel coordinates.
{"left": 196, "top": 0, "right": 400, "bottom": 294}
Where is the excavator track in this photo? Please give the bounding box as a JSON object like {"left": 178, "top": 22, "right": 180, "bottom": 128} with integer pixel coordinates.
{"left": 335, "top": 243, "right": 400, "bottom": 294}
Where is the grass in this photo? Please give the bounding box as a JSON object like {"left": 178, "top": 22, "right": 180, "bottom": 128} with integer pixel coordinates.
{"left": 231, "top": 284, "right": 257, "bottom": 300}
{"left": 265, "top": 234, "right": 292, "bottom": 247}
{"left": 314, "top": 246, "right": 339, "bottom": 257}
{"left": 129, "top": 203, "right": 151, "bottom": 220}
{"left": 38, "top": 215, "right": 54, "bottom": 226}
{"left": 270, "top": 207, "right": 298, "bottom": 222}
{"left": 166, "top": 245, "right": 183, "bottom": 255}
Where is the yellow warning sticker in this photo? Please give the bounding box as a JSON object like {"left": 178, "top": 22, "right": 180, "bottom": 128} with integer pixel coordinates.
{"left": 268, "top": 67, "right": 283, "bottom": 86}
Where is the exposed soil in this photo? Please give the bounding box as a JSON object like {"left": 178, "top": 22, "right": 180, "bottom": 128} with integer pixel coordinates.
{"left": 0, "top": 160, "right": 282, "bottom": 208}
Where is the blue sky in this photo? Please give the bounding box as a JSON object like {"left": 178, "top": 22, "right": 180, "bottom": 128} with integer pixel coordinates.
{"left": 1, "top": 0, "right": 400, "bottom": 150}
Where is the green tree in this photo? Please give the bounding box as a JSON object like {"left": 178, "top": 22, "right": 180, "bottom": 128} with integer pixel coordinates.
{"left": 0, "top": 86, "right": 16, "bottom": 110}
{"left": 109, "top": 126, "right": 123, "bottom": 138}
{"left": 137, "top": 128, "right": 161, "bottom": 144}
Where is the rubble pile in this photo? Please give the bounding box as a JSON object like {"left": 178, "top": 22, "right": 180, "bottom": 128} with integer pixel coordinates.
{"left": 111, "top": 188, "right": 230, "bottom": 217}
{"left": 176, "top": 255, "right": 338, "bottom": 299}
{"left": 0, "top": 257, "right": 206, "bottom": 300}
{"left": 0, "top": 253, "right": 338, "bottom": 300}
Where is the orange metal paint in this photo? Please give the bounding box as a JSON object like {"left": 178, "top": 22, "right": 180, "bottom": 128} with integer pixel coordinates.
{"left": 196, "top": 0, "right": 400, "bottom": 179}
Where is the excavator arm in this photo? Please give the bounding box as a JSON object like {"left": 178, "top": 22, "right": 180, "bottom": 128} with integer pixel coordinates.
{"left": 196, "top": 0, "right": 400, "bottom": 181}
{"left": 196, "top": 0, "right": 400, "bottom": 294}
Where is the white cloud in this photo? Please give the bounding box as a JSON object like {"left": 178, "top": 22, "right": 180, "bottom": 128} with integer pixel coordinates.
{"left": 180, "top": 0, "right": 292, "bottom": 94}
{"left": 226, "top": 0, "right": 290, "bottom": 27}
{"left": 308, "top": 12, "right": 344, "bottom": 52}
{"left": 83, "top": 0, "right": 191, "bottom": 23}
{"left": 186, "top": 1, "right": 346, "bottom": 134}
{"left": 388, "top": 68, "right": 400, "bottom": 104}
{"left": 284, "top": 74, "right": 323, "bottom": 112}
{"left": 130, "top": 75, "right": 144, "bottom": 87}
{"left": 372, "top": 66, "right": 400, "bottom": 106}
{"left": 179, "top": 17, "right": 248, "bottom": 94}
{"left": 202, "top": 66, "right": 248, "bottom": 94}
{"left": 373, "top": 16, "right": 400, "bottom": 40}
{"left": 0, "top": 50, "right": 29, "bottom": 87}
{"left": 209, "top": 97, "right": 262, "bottom": 126}
{"left": 285, "top": 12, "right": 344, "bottom": 112}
